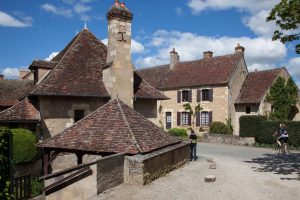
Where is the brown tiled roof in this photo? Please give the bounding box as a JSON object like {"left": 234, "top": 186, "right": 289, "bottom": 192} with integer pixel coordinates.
{"left": 137, "top": 53, "right": 243, "bottom": 90}
{"left": 30, "top": 29, "right": 110, "bottom": 97}
{"left": 136, "top": 65, "right": 170, "bottom": 89}
{"left": 29, "top": 60, "right": 57, "bottom": 70}
{"left": 134, "top": 72, "right": 169, "bottom": 100}
{"left": 0, "top": 98, "right": 40, "bottom": 122}
{"left": 30, "top": 29, "right": 165, "bottom": 100}
{"left": 37, "top": 99, "right": 181, "bottom": 154}
{"left": 0, "top": 80, "right": 34, "bottom": 107}
{"left": 235, "top": 68, "right": 283, "bottom": 104}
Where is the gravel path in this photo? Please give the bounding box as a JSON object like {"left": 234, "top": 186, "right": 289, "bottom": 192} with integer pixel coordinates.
{"left": 90, "top": 143, "right": 300, "bottom": 200}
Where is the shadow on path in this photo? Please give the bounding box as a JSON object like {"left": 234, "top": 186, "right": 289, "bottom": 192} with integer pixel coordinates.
{"left": 245, "top": 153, "right": 300, "bottom": 181}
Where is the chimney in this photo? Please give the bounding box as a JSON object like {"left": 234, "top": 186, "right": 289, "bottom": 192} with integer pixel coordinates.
{"left": 0, "top": 75, "right": 4, "bottom": 80}
{"left": 235, "top": 43, "right": 245, "bottom": 53}
{"left": 203, "top": 51, "right": 213, "bottom": 59}
{"left": 170, "top": 48, "right": 179, "bottom": 69}
{"left": 103, "top": 1, "right": 134, "bottom": 107}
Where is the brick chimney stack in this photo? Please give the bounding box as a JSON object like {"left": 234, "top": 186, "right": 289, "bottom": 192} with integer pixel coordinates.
{"left": 203, "top": 51, "right": 213, "bottom": 59}
{"left": 170, "top": 48, "right": 179, "bottom": 69}
{"left": 103, "top": 0, "right": 134, "bottom": 107}
{"left": 235, "top": 43, "right": 245, "bottom": 53}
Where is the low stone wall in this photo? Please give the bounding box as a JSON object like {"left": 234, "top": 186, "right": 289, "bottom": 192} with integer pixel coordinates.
{"left": 124, "top": 142, "right": 190, "bottom": 185}
{"left": 199, "top": 133, "right": 255, "bottom": 146}
{"left": 45, "top": 153, "right": 125, "bottom": 200}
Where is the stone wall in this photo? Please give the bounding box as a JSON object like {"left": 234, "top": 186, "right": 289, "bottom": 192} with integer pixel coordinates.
{"left": 39, "top": 96, "right": 106, "bottom": 138}
{"left": 199, "top": 133, "right": 255, "bottom": 146}
{"left": 45, "top": 153, "right": 125, "bottom": 200}
{"left": 159, "top": 86, "right": 229, "bottom": 131}
{"left": 14, "top": 159, "right": 42, "bottom": 177}
{"left": 134, "top": 99, "right": 158, "bottom": 125}
{"left": 124, "top": 142, "right": 190, "bottom": 185}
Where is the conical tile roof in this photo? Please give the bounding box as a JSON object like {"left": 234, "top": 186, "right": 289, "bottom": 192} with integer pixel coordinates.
{"left": 37, "top": 99, "right": 180, "bottom": 154}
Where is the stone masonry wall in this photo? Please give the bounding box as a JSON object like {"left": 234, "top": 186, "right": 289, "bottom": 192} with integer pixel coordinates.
{"left": 199, "top": 133, "right": 255, "bottom": 146}
{"left": 124, "top": 143, "right": 190, "bottom": 185}
{"left": 158, "top": 86, "right": 229, "bottom": 131}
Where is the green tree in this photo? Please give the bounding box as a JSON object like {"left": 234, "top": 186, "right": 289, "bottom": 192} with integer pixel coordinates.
{"left": 183, "top": 103, "right": 202, "bottom": 130}
{"left": 266, "top": 0, "right": 300, "bottom": 54}
{"left": 266, "top": 77, "right": 298, "bottom": 120}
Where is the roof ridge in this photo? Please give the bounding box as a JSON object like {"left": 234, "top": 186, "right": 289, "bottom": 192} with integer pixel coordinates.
{"left": 116, "top": 98, "right": 142, "bottom": 153}
{"left": 177, "top": 53, "right": 237, "bottom": 65}
{"left": 249, "top": 67, "right": 283, "bottom": 74}
{"left": 30, "top": 30, "right": 85, "bottom": 94}
{"left": 136, "top": 64, "right": 170, "bottom": 71}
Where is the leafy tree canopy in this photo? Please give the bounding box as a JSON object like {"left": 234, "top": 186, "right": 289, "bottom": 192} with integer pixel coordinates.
{"left": 266, "top": 0, "right": 300, "bottom": 54}
{"left": 266, "top": 76, "right": 298, "bottom": 120}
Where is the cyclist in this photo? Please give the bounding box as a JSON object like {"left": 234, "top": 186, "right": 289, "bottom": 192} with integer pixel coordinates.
{"left": 274, "top": 123, "right": 289, "bottom": 153}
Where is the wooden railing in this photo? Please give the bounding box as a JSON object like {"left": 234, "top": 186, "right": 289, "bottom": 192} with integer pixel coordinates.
{"left": 14, "top": 174, "right": 31, "bottom": 200}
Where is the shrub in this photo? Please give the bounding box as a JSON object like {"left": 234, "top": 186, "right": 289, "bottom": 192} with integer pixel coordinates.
{"left": 31, "top": 177, "right": 44, "bottom": 197}
{"left": 0, "top": 128, "right": 13, "bottom": 199}
{"left": 239, "top": 115, "right": 267, "bottom": 138}
{"left": 209, "top": 122, "right": 231, "bottom": 134}
{"left": 168, "top": 128, "right": 187, "bottom": 137}
{"left": 11, "top": 129, "right": 38, "bottom": 164}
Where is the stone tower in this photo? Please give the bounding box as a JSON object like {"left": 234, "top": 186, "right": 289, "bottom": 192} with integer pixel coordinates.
{"left": 103, "top": 0, "right": 134, "bottom": 107}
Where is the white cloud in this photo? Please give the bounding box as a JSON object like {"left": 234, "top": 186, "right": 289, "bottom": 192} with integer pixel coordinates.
{"left": 0, "top": 11, "right": 32, "bottom": 27}
{"left": 2, "top": 67, "right": 19, "bottom": 78}
{"left": 45, "top": 52, "right": 59, "bottom": 61}
{"left": 135, "top": 30, "right": 287, "bottom": 68}
{"left": 74, "top": 3, "right": 91, "bottom": 14}
{"left": 41, "top": 3, "right": 73, "bottom": 17}
{"left": 175, "top": 7, "right": 183, "bottom": 16}
{"left": 101, "top": 39, "right": 145, "bottom": 54}
{"left": 286, "top": 57, "right": 300, "bottom": 79}
{"left": 187, "top": 0, "right": 279, "bottom": 14}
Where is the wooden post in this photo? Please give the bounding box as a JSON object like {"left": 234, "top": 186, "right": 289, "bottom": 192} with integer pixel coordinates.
{"left": 43, "top": 149, "right": 50, "bottom": 176}
{"left": 76, "top": 153, "right": 83, "bottom": 165}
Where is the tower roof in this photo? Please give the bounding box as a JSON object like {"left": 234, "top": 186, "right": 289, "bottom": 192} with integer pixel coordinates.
{"left": 37, "top": 98, "right": 181, "bottom": 154}
{"left": 107, "top": 1, "right": 133, "bottom": 21}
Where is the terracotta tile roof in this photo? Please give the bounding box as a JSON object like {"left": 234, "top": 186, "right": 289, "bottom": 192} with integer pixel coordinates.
{"left": 28, "top": 60, "right": 57, "bottom": 70}
{"left": 134, "top": 72, "right": 169, "bottom": 100}
{"left": 137, "top": 53, "right": 243, "bottom": 90}
{"left": 30, "top": 29, "right": 165, "bottom": 100}
{"left": 37, "top": 99, "right": 181, "bottom": 154}
{"left": 136, "top": 65, "right": 170, "bottom": 89}
{"left": 0, "top": 98, "right": 40, "bottom": 122}
{"left": 235, "top": 68, "right": 283, "bottom": 104}
{"left": 30, "top": 29, "right": 110, "bottom": 97}
{"left": 0, "top": 80, "right": 34, "bottom": 107}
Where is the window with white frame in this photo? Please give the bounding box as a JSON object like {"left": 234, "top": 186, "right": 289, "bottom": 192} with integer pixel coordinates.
{"left": 181, "top": 112, "right": 189, "bottom": 125}
{"left": 201, "top": 111, "right": 209, "bottom": 125}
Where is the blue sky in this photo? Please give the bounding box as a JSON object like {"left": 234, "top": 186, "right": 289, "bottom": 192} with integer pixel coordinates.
{"left": 0, "top": 0, "right": 299, "bottom": 84}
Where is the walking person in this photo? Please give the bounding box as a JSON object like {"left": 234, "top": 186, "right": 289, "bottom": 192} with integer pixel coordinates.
{"left": 189, "top": 129, "right": 198, "bottom": 161}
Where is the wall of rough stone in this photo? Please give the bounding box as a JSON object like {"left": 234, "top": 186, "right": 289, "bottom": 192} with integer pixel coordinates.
{"left": 124, "top": 143, "right": 190, "bottom": 185}
{"left": 38, "top": 96, "right": 106, "bottom": 138}
{"left": 158, "top": 86, "right": 229, "bottom": 131}
{"left": 199, "top": 133, "right": 255, "bottom": 146}
{"left": 134, "top": 99, "right": 158, "bottom": 125}
{"left": 14, "top": 159, "right": 42, "bottom": 177}
{"left": 45, "top": 153, "right": 125, "bottom": 200}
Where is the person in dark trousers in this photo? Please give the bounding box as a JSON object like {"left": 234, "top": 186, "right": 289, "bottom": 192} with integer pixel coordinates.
{"left": 189, "top": 129, "right": 197, "bottom": 161}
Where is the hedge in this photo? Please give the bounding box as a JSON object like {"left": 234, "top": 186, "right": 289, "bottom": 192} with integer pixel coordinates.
{"left": 168, "top": 128, "right": 187, "bottom": 137}
{"left": 0, "top": 128, "right": 13, "bottom": 199}
{"left": 11, "top": 129, "right": 38, "bottom": 164}
{"left": 209, "top": 122, "right": 231, "bottom": 134}
{"left": 240, "top": 116, "right": 300, "bottom": 147}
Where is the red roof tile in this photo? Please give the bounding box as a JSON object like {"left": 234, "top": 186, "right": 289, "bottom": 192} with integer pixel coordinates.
{"left": 0, "top": 98, "right": 40, "bottom": 122}
{"left": 30, "top": 29, "right": 110, "bottom": 97}
{"left": 235, "top": 68, "right": 283, "bottom": 104}
{"left": 0, "top": 80, "right": 34, "bottom": 107}
{"left": 137, "top": 53, "right": 243, "bottom": 90}
{"left": 37, "top": 99, "right": 181, "bottom": 154}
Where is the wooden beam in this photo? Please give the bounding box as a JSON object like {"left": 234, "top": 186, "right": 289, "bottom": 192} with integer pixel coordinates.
{"left": 43, "top": 149, "right": 50, "bottom": 176}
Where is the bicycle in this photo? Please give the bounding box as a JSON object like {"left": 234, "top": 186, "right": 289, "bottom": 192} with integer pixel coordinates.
{"left": 273, "top": 140, "right": 290, "bottom": 156}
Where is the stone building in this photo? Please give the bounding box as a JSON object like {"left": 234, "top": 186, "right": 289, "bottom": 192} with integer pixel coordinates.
{"left": 137, "top": 49, "right": 299, "bottom": 135}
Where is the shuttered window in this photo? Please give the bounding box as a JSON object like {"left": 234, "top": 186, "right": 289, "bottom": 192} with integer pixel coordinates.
{"left": 201, "top": 112, "right": 209, "bottom": 125}
{"left": 201, "top": 89, "right": 213, "bottom": 102}
{"left": 181, "top": 112, "right": 189, "bottom": 125}
{"left": 182, "top": 90, "right": 189, "bottom": 102}
{"left": 202, "top": 89, "right": 209, "bottom": 101}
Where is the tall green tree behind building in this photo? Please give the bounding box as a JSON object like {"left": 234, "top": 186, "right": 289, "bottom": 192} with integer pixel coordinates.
{"left": 266, "top": 0, "right": 300, "bottom": 54}
{"left": 266, "top": 77, "right": 298, "bottom": 120}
